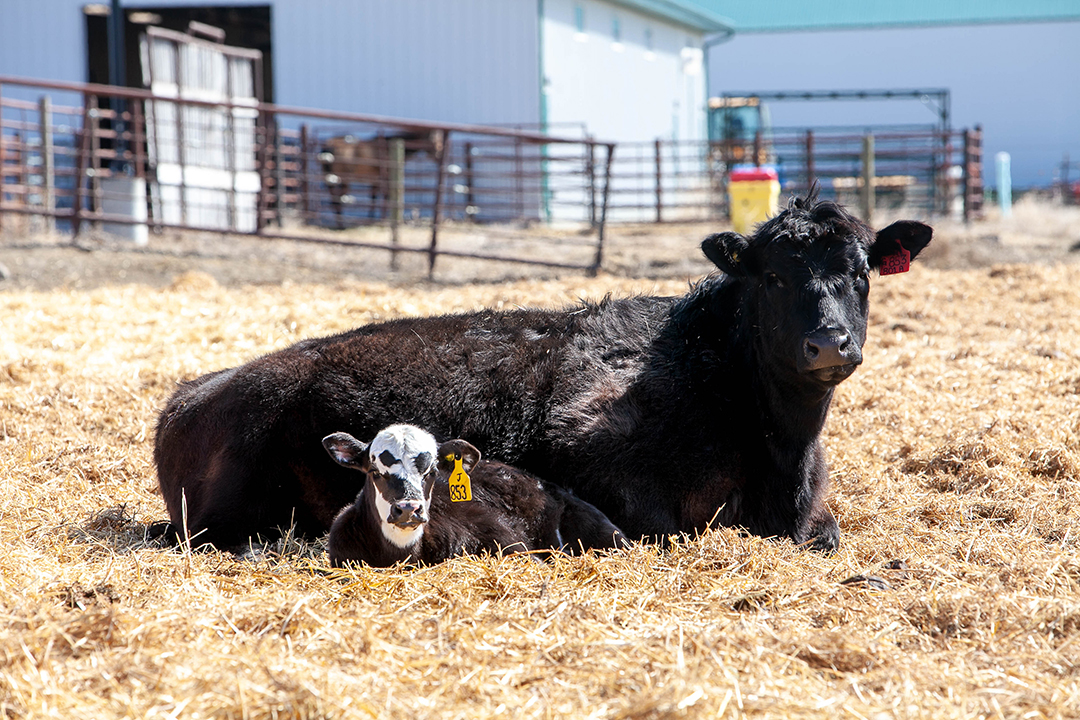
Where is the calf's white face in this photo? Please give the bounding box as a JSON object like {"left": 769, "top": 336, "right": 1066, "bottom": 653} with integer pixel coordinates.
{"left": 323, "top": 424, "right": 439, "bottom": 549}
{"left": 367, "top": 425, "right": 438, "bottom": 547}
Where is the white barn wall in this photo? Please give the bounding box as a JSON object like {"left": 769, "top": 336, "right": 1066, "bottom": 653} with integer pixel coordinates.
{"left": 542, "top": 0, "right": 707, "bottom": 143}
{"left": 540, "top": 0, "right": 710, "bottom": 222}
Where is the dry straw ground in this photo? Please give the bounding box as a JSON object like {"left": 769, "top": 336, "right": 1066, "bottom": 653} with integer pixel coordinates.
{"left": 1, "top": 199, "right": 1079, "bottom": 718}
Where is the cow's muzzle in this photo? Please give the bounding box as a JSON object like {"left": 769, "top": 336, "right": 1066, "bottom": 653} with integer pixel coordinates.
{"left": 800, "top": 329, "right": 862, "bottom": 380}
{"left": 388, "top": 500, "right": 427, "bottom": 528}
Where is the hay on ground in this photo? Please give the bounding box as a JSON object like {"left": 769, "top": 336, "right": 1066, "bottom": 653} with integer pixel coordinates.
{"left": 1, "top": 259, "right": 1079, "bottom": 718}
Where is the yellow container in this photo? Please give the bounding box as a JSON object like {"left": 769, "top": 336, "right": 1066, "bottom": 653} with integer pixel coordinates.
{"left": 728, "top": 169, "right": 780, "bottom": 234}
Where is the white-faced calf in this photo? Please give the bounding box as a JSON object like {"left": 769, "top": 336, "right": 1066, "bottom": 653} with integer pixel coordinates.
{"left": 323, "top": 424, "right": 629, "bottom": 567}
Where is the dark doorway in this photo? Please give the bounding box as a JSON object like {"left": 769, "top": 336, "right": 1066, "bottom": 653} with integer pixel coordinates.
{"left": 84, "top": 4, "right": 273, "bottom": 102}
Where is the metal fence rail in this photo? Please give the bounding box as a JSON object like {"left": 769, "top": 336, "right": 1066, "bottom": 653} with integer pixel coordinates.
{"left": 604, "top": 128, "right": 983, "bottom": 224}
{"left": 1, "top": 75, "right": 615, "bottom": 277}
{"left": 2, "top": 74, "right": 985, "bottom": 279}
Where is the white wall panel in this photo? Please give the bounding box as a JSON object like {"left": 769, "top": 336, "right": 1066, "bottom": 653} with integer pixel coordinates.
{"left": 541, "top": 0, "right": 707, "bottom": 143}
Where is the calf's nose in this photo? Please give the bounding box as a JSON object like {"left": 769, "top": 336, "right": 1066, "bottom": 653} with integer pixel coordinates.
{"left": 388, "top": 500, "right": 426, "bottom": 527}
{"left": 802, "top": 330, "right": 859, "bottom": 370}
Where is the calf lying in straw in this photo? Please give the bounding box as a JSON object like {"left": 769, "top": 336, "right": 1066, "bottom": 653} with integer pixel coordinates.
{"left": 323, "top": 424, "right": 628, "bottom": 567}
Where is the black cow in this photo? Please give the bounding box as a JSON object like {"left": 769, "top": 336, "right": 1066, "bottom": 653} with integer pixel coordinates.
{"left": 322, "top": 424, "right": 628, "bottom": 567}
{"left": 153, "top": 195, "right": 931, "bottom": 552}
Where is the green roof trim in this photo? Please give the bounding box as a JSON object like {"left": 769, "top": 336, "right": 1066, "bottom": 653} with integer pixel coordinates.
{"left": 609, "top": 0, "right": 734, "bottom": 34}
{"left": 685, "top": 0, "right": 1080, "bottom": 33}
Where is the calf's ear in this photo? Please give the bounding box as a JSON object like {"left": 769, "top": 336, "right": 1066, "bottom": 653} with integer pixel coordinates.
{"left": 323, "top": 432, "right": 371, "bottom": 471}
{"left": 437, "top": 439, "right": 482, "bottom": 474}
{"left": 868, "top": 220, "right": 933, "bottom": 270}
{"left": 701, "top": 232, "right": 751, "bottom": 277}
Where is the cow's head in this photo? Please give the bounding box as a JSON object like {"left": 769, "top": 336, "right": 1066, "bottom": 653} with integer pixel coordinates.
{"left": 323, "top": 425, "right": 480, "bottom": 548}
{"left": 701, "top": 195, "right": 932, "bottom": 388}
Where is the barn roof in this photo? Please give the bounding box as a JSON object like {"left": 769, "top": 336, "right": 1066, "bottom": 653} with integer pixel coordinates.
{"left": 610, "top": 0, "right": 734, "bottom": 34}
{"left": 687, "top": 0, "right": 1080, "bottom": 33}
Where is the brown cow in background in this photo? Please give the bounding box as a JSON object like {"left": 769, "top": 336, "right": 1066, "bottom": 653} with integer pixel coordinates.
{"left": 318, "top": 130, "right": 443, "bottom": 228}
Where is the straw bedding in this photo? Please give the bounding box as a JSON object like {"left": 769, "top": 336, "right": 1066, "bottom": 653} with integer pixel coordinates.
{"left": 1, "top": 226, "right": 1079, "bottom": 717}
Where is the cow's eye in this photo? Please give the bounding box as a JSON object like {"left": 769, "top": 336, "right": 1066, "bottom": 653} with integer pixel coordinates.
{"left": 765, "top": 272, "right": 784, "bottom": 289}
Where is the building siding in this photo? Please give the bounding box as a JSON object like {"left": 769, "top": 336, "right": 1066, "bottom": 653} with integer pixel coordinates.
{"left": 542, "top": 0, "right": 707, "bottom": 143}
{"left": 271, "top": 0, "right": 541, "bottom": 126}
{"left": 1, "top": 0, "right": 88, "bottom": 102}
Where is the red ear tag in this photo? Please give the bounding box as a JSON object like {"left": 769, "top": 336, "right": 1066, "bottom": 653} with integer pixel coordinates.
{"left": 879, "top": 246, "right": 911, "bottom": 276}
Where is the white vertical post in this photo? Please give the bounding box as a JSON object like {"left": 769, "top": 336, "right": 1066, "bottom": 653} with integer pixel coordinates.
{"left": 995, "top": 151, "right": 1011, "bottom": 218}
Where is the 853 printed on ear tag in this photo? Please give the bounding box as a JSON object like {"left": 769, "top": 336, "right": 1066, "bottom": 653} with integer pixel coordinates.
{"left": 879, "top": 245, "right": 911, "bottom": 276}
{"left": 447, "top": 454, "right": 472, "bottom": 502}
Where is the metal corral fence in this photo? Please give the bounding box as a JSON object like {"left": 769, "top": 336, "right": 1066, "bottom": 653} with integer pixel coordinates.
{"left": 1, "top": 75, "right": 985, "bottom": 277}
{"left": 0, "top": 75, "right": 616, "bottom": 276}
{"left": 764, "top": 126, "right": 983, "bottom": 221}
{"left": 606, "top": 126, "right": 983, "bottom": 224}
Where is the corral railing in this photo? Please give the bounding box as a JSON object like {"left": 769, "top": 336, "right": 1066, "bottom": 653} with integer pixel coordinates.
{"left": 605, "top": 126, "right": 983, "bottom": 224}
{"left": 761, "top": 125, "right": 983, "bottom": 221}
{"left": 0, "top": 75, "right": 615, "bottom": 276}
{"left": 2, "top": 74, "right": 986, "bottom": 278}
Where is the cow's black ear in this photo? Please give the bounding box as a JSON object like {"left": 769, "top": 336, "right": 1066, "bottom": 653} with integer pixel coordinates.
{"left": 868, "top": 220, "right": 933, "bottom": 269}
{"left": 323, "top": 432, "right": 371, "bottom": 471}
{"left": 701, "top": 232, "right": 751, "bottom": 277}
{"left": 437, "top": 439, "right": 482, "bottom": 474}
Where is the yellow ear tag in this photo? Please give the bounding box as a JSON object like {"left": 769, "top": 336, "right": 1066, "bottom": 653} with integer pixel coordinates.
{"left": 447, "top": 454, "right": 472, "bottom": 502}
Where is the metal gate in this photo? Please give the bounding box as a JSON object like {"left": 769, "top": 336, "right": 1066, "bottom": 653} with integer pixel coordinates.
{"left": 140, "top": 24, "right": 262, "bottom": 232}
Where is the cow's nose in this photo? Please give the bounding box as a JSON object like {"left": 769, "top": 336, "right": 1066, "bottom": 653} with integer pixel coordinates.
{"left": 388, "top": 500, "right": 425, "bottom": 527}
{"left": 803, "top": 330, "right": 856, "bottom": 370}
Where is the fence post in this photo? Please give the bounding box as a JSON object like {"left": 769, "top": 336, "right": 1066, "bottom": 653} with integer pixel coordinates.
{"left": 38, "top": 95, "right": 55, "bottom": 234}
{"left": 963, "top": 124, "right": 983, "bottom": 222}
{"left": 1061, "top": 154, "right": 1070, "bottom": 202}
{"left": 71, "top": 93, "right": 96, "bottom": 240}
{"left": 860, "top": 134, "right": 875, "bottom": 224}
{"left": 0, "top": 82, "right": 4, "bottom": 234}
{"left": 273, "top": 126, "right": 285, "bottom": 227}
{"left": 804, "top": 129, "right": 815, "bottom": 195}
{"left": 131, "top": 98, "right": 145, "bottom": 182}
{"left": 255, "top": 110, "right": 274, "bottom": 232}
{"left": 942, "top": 131, "right": 955, "bottom": 216}
{"left": 427, "top": 129, "right": 449, "bottom": 279}
{"left": 590, "top": 143, "right": 615, "bottom": 276}
{"left": 586, "top": 136, "right": 596, "bottom": 227}
{"left": 299, "top": 124, "right": 311, "bottom": 223}
{"left": 464, "top": 141, "right": 475, "bottom": 223}
{"left": 515, "top": 135, "right": 524, "bottom": 221}
{"left": 655, "top": 138, "right": 663, "bottom": 223}
{"left": 88, "top": 99, "right": 103, "bottom": 232}
{"left": 389, "top": 137, "right": 405, "bottom": 270}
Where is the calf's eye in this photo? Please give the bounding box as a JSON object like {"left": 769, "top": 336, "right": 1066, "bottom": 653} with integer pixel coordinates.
{"left": 765, "top": 272, "right": 784, "bottom": 288}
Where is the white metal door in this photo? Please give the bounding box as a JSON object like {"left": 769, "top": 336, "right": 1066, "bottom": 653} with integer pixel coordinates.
{"left": 140, "top": 25, "right": 262, "bottom": 232}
